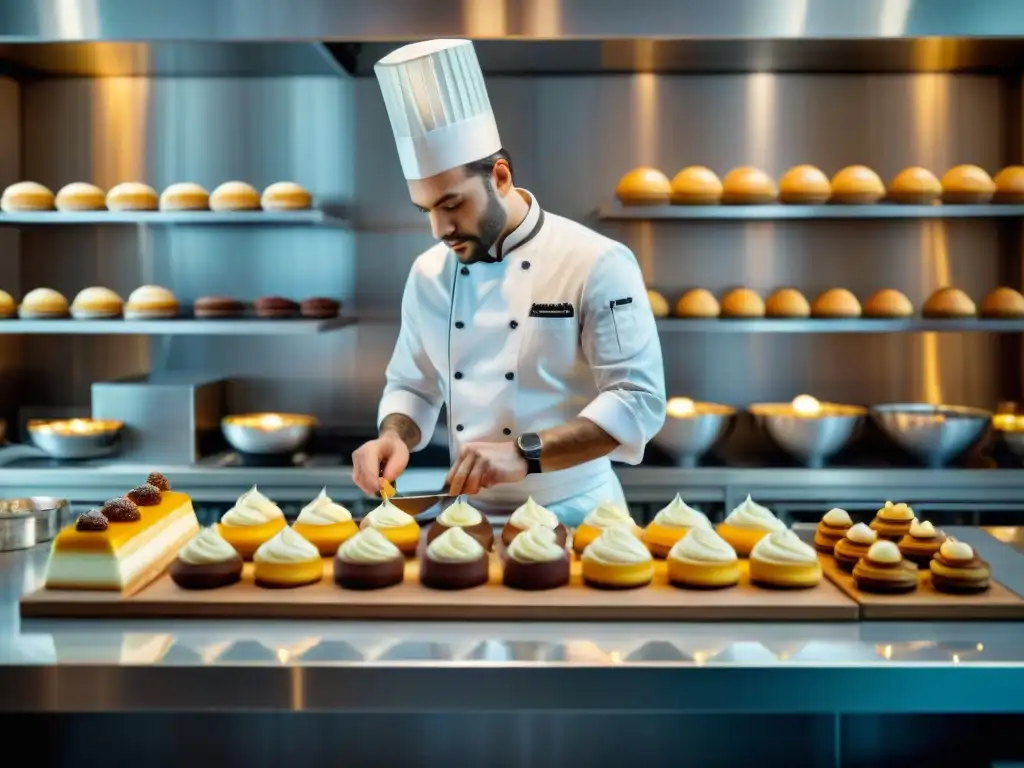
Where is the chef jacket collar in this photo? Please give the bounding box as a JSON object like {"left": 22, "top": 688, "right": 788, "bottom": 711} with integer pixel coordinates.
{"left": 483, "top": 188, "right": 542, "bottom": 263}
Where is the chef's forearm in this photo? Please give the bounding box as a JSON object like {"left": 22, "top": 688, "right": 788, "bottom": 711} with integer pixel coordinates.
{"left": 536, "top": 417, "right": 619, "bottom": 472}
{"left": 379, "top": 413, "right": 422, "bottom": 450}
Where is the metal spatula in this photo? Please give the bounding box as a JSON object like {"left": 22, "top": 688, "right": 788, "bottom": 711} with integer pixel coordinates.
{"left": 386, "top": 490, "right": 453, "bottom": 520}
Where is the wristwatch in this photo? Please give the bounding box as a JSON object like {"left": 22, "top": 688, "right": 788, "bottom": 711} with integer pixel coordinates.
{"left": 516, "top": 432, "right": 543, "bottom": 475}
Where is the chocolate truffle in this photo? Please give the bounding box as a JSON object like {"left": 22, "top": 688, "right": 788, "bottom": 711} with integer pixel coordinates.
{"left": 502, "top": 526, "right": 570, "bottom": 591}
{"left": 333, "top": 528, "right": 405, "bottom": 590}
{"left": 76, "top": 508, "right": 109, "bottom": 532}
{"left": 426, "top": 498, "right": 493, "bottom": 550}
{"left": 126, "top": 483, "right": 161, "bottom": 506}
{"left": 146, "top": 472, "right": 171, "bottom": 492}
{"left": 100, "top": 496, "right": 140, "bottom": 523}
{"left": 420, "top": 527, "right": 489, "bottom": 590}
{"left": 170, "top": 526, "right": 243, "bottom": 590}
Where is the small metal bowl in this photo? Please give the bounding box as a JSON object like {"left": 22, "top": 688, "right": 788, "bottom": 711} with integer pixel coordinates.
{"left": 222, "top": 413, "right": 316, "bottom": 455}
{"left": 871, "top": 403, "right": 992, "bottom": 468}
{"left": 652, "top": 398, "right": 735, "bottom": 468}
{"left": 27, "top": 418, "right": 123, "bottom": 460}
{"left": 750, "top": 400, "right": 867, "bottom": 468}
{"left": 0, "top": 497, "right": 66, "bottom": 549}
{"left": 992, "top": 413, "right": 1024, "bottom": 462}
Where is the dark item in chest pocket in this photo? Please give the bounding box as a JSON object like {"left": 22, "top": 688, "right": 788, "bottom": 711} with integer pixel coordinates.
{"left": 529, "top": 302, "right": 575, "bottom": 318}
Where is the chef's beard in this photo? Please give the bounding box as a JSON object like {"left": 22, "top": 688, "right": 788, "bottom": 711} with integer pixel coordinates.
{"left": 445, "top": 184, "right": 508, "bottom": 264}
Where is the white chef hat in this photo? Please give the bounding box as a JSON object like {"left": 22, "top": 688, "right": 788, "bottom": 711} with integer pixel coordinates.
{"left": 375, "top": 39, "right": 502, "bottom": 181}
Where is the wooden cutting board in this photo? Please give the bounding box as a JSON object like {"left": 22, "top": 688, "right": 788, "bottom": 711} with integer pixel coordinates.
{"left": 21, "top": 557, "right": 858, "bottom": 622}
{"left": 819, "top": 554, "right": 1024, "bottom": 620}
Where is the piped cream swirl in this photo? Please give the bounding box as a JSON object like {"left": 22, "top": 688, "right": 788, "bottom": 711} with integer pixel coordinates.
{"left": 750, "top": 529, "right": 816, "bottom": 565}
{"left": 296, "top": 487, "right": 352, "bottom": 525}
{"left": 426, "top": 526, "right": 485, "bottom": 563}
{"left": 509, "top": 496, "right": 558, "bottom": 530}
{"left": 336, "top": 528, "right": 402, "bottom": 564}
{"left": 723, "top": 494, "right": 785, "bottom": 531}
{"left": 668, "top": 528, "right": 737, "bottom": 564}
{"left": 652, "top": 494, "right": 712, "bottom": 529}
{"left": 363, "top": 499, "right": 415, "bottom": 528}
{"left": 506, "top": 526, "right": 565, "bottom": 563}
{"left": 845, "top": 522, "right": 877, "bottom": 544}
{"left": 581, "top": 526, "right": 652, "bottom": 565}
{"left": 253, "top": 526, "right": 319, "bottom": 564}
{"left": 437, "top": 498, "right": 483, "bottom": 527}
{"left": 582, "top": 501, "right": 635, "bottom": 529}
{"left": 177, "top": 526, "right": 238, "bottom": 565}
{"left": 221, "top": 485, "right": 284, "bottom": 526}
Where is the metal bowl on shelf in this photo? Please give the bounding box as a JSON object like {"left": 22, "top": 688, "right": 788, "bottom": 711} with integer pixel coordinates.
{"left": 27, "top": 418, "right": 123, "bottom": 460}
{"left": 749, "top": 395, "right": 866, "bottom": 469}
{"left": 871, "top": 403, "right": 991, "bottom": 468}
{"left": 991, "top": 412, "right": 1024, "bottom": 461}
{"left": 222, "top": 412, "right": 316, "bottom": 455}
{"left": 652, "top": 397, "right": 735, "bottom": 468}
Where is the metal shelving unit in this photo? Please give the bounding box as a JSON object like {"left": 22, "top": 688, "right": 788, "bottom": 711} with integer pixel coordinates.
{"left": 0, "top": 316, "right": 356, "bottom": 335}
{"left": 656, "top": 318, "right": 1024, "bottom": 333}
{"left": 0, "top": 210, "right": 347, "bottom": 226}
{"left": 599, "top": 202, "right": 1024, "bottom": 221}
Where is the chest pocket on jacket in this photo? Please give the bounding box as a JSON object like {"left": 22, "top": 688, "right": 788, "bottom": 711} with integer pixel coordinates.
{"left": 525, "top": 316, "right": 579, "bottom": 379}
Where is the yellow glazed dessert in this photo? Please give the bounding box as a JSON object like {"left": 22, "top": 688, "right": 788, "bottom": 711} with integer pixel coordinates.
{"left": 749, "top": 529, "right": 822, "bottom": 588}
{"left": 253, "top": 526, "right": 322, "bottom": 588}
{"left": 573, "top": 501, "right": 642, "bottom": 556}
{"left": 643, "top": 494, "right": 713, "bottom": 558}
{"left": 666, "top": 528, "right": 740, "bottom": 589}
{"left": 581, "top": 525, "right": 654, "bottom": 589}
{"left": 359, "top": 498, "right": 421, "bottom": 556}
{"left": 716, "top": 494, "right": 785, "bottom": 556}
{"left": 291, "top": 487, "right": 358, "bottom": 556}
{"left": 217, "top": 485, "right": 286, "bottom": 560}
{"left": 869, "top": 500, "right": 916, "bottom": 540}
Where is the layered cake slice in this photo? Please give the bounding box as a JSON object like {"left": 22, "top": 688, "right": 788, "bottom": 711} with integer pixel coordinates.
{"left": 44, "top": 473, "right": 200, "bottom": 594}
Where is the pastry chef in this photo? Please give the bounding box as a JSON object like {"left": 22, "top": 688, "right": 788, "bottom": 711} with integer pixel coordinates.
{"left": 351, "top": 39, "right": 666, "bottom": 525}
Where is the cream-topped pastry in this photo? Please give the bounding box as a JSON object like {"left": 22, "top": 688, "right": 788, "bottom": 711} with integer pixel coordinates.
{"left": 751, "top": 529, "right": 816, "bottom": 565}
{"left": 437, "top": 498, "right": 483, "bottom": 527}
{"left": 846, "top": 522, "right": 877, "bottom": 544}
{"left": 749, "top": 529, "right": 822, "bottom": 587}
{"left": 940, "top": 539, "right": 972, "bottom": 560}
{"left": 716, "top": 494, "right": 785, "bottom": 556}
{"left": 668, "top": 528, "right": 737, "bottom": 564}
{"left": 822, "top": 508, "right": 852, "bottom": 526}
{"left": 877, "top": 500, "right": 914, "bottom": 521}
{"left": 813, "top": 507, "right": 854, "bottom": 553}
{"left": 854, "top": 540, "right": 918, "bottom": 593}
{"left": 509, "top": 496, "right": 559, "bottom": 530}
{"left": 170, "top": 525, "right": 242, "bottom": 590}
{"left": 909, "top": 519, "right": 936, "bottom": 538}
{"left": 833, "top": 522, "right": 878, "bottom": 570}
{"left": 866, "top": 540, "right": 902, "bottom": 563}
{"left": 870, "top": 500, "right": 916, "bottom": 540}
{"left": 296, "top": 488, "right": 352, "bottom": 525}
{"left": 653, "top": 494, "right": 712, "bottom": 529}
{"left": 363, "top": 499, "right": 415, "bottom": 528}
{"left": 506, "top": 526, "right": 565, "bottom": 563}
{"left": 253, "top": 527, "right": 322, "bottom": 588}
{"left": 580, "top": 526, "right": 654, "bottom": 588}
{"left": 898, "top": 518, "right": 946, "bottom": 565}
{"left": 177, "top": 526, "right": 237, "bottom": 565}
{"left": 930, "top": 538, "right": 990, "bottom": 593}
{"left": 573, "top": 501, "right": 640, "bottom": 554}
{"left": 336, "top": 527, "right": 402, "bottom": 564}
{"left": 254, "top": 526, "right": 319, "bottom": 564}
{"left": 221, "top": 485, "right": 283, "bottom": 526}
{"left": 425, "top": 526, "right": 485, "bottom": 563}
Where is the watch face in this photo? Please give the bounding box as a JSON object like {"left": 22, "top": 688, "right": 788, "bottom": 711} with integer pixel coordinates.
{"left": 518, "top": 433, "right": 542, "bottom": 456}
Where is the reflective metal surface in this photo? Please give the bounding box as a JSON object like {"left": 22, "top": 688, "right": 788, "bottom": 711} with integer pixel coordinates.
{"left": 871, "top": 403, "right": 993, "bottom": 468}
{"left": 751, "top": 408, "right": 865, "bottom": 469}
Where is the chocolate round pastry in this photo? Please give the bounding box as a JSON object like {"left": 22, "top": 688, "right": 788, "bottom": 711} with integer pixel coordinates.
{"left": 425, "top": 498, "right": 493, "bottom": 550}
{"left": 500, "top": 496, "right": 567, "bottom": 548}
{"left": 852, "top": 541, "right": 918, "bottom": 594}
{"left": 76, "top": 508, "right": 109, "bottom": 531}
{"left": 300, "top": 297, "right": 341, "bottom": 319}
{"left": 100, "top": 496, "right": 140, "bottom": 522}
{"left": 126, "top": 483, "right": 161, "bottom": 506}
{"left": 170, "top": 527, "right": 243, "bottom": 590}
{"left": 193, "top": 296, "right": 245, "bottom": 319}
{"left": 420, "top": 527, "right": 489, "bottom": 590}
{"left": 502, "top": 527, "right": 570, "bottom": 591}
{"left": 146, "top": 471, "right": 171, "bottom": 492}
{"left": 333, "top": 528, "right": 406, "bottom": 590}
{"left": 254, "top": 296, "right": 299, "bottom": 319}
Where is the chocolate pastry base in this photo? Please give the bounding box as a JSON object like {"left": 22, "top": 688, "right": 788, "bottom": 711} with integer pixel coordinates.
{"left": 426, "top": 518, "right": 494, "bottom": 551}
{"left": 500, "top": 522, "right": 568, "bottom": 549}
{"left": 420, "top": 555, "right": 489, "bottom": 590}
{"left": 170, "top": 557, "right": 243, "bottom": 590}
{"left": 583, "top": 577, "right": 653, "bottom": 591}
{"left": 254, "top": 296, "right": 299, "bottom": 319}
{"left": 334, "top": 557, "right": 405, "bottom": 590}
{"left": 300, "top": 297, "right": 340, "bottom": 319}
{"left": 503, "top": 555, "right": 570, "bottom": 591}
{"left": 193, "top": 296, "right": 244, "bottom": 318}
{"left": 853, "top": 574, "right": 918, "bottom": 593}
{"left": 930, "top": 573, "right": 990, "bottom": 593}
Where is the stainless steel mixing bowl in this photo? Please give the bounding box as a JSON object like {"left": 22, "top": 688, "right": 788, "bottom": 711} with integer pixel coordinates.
{"left": 222, "top": 413, "right": 316, "bottom": 454}
{"left": 27, "top": 418, "right": 123, "bottom": 459}
{"left": 652, "top": 399, "right": 735, "bottom": 467}
{"left": 749, "top": 401, "right": 866, "bottom": 468}
{"left": 871, "top": 403, "right": 991, "bottom": 468}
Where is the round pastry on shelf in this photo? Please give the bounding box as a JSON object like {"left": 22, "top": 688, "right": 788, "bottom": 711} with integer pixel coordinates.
{"left": 255, "top": 296, "right": 300, "bottom": 319}
{"left": 253, "top": 526, "right": 323, "bottom": 589}
{"left": 929, "top": 538, "right": 990, "bottom": 593}
{"left": 427, "top": 497, "right": 493, "bottom": 551}
{"left": 55, "top": 182, "right": 106, "bottom": 211}
{"left": 647, "top": 289, "right": 670, "bottom": 318}
{"left": 159, "top": 182, "right": 210, "bottom": 211}
{"left": 852, "top": 540, "right": 918, "bottom": 594}
{"left": 720, "top": 287, "right": 765, "bottom": 318}
{"left": 0, "top": 290, "right": 15, "bottom": 318}
{"left": 420, "top": 526, "right": 489, "bottom": 590}
{"left": 261, "top": 181, "right": 312, "bottom": 211}
{"left": 765, "top": 287, "right": 810, "bottom": 318}
{"left": 333, "top": 527, "right": 406, "bottom": 590}
{"left": 124, "top": 285, "right": 179, "bottom": 319}
{"left": 501, "top": 496, "right": 568, "bottom": 548}
{"left": 778, "top": 165, "right": 831, "bottom": 205}
{"left": 993, "top": 165, "right": 1024, "bottom": 204}
{"left": 614, "top": 166, "right": 671, "bottom": 206}
{"left": 71, "top": 287, "right": 124, "bottom": 319}
{"left": 833, "top": 522, "right": 878, "bottom": 571}
{"left": 813, "top": 507, "right": 853, "bottom": 553}
{"left": 193, "top": 296, "right": 245, "bottom": 319}
{"left": 980, "top": 286, "right": 1024, "bottom": 318}
{"left": 829, "top": 165, "right": 885, "bottom": 204}
{"left": 898, "top": 519, "right": 946, "bottom": 566}
{"left": 869, "top": 500, "right": 916, "bottom": 540}
{"left": 106, "top": 182, "right": 158, "bottom": 211}
{"left": 18, "top": 287, "right": 69, "bottom": 319}
{"left": 170, "top": 526, "right": 243, "bottom": 590}
{"left": 941, "top": 164, "right": 995, "bottom": 204}
{"left": 675, "top": 288, "right": 720, "bottom": 318}
{"left": 300, "top": 297, "right": 341, "bottom": 319}
{"left": 716, "top": 494, "right": 785, "bottom": 557}
{"left": 749, "top": 529, "right": 822, "bottom": 588}
{"left": 1, "top": 181, "right": 54, "bottom": 212}
{"left": 291, "top": 487, "right": 358, "bottom": 556}
{"left": 669, "top": 166, "right": 723, "bottom": 205}
{"left": 863, "top": 288, "right": 914, "bottom": 318}
{"left": 643, "top": 494, "right": 712, "bottom": 558}
{"left": 887, "top": 166, "right": 941, "bottom": 204}
{"left": 210, "top": 181, "right": 262, "bottom": 211}
{"left": 721, "top": 166, "right": 777, "bottom": 205}
{"left": 922, "top": 286, "right": 976, "bottom": 318}
{"left": 581, "top": 525, "right": 654, "bottom": 590}
{"left": 503, "top": 526, "right": 570, "bottom": 591}
{"left": 666, "top": 527, "right": 740, "bottom": 589}
{"left": 811, "top": 288, "right": 861, "bottom": 318}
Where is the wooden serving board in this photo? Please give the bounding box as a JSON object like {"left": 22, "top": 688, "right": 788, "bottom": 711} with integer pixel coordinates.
{"left": 21, "top": 557, "right": 858, "bottom": 622}
{"left": 819, "top": 555, "right": 1024, "bottom": 620}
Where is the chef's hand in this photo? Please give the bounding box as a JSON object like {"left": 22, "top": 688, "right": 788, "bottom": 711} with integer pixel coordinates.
{"left": 446, "top": 441, "right": 528, "bottom": 496}
{"left": 352, "top": 432, "right": 410, "bottom": 496}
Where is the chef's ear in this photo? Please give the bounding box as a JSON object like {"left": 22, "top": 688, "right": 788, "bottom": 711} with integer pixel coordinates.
{"left": 491, "top": 158, "right": 514, "bottom": 195}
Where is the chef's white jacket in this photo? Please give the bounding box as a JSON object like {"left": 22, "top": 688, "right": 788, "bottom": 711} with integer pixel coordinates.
{"left": 378, "top": 190, "right": 666, "bottom": 512}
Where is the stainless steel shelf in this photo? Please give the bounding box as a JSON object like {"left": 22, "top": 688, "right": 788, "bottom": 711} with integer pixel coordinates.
{"left": 656, "top": 318, "right": 1024, "bottom": 333}
{"left": 0, "top": 210, "right": 346, "bottom": 226}
{"left": 0, "top": 316, "right": 356, "bottom": 335}
{"left": 599, "top": 202, "right": 1024, "bottom": 221}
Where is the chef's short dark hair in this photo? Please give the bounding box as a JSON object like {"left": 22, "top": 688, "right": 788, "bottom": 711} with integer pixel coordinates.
{"left": 464, "top": 148, "right": 513, "bottom": 184}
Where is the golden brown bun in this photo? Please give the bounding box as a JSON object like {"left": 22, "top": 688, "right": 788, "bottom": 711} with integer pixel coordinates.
{"left": 70, "top": 287, "right": 124, "bottom": 319}
{"left": 993, "top": 166, "right": 1024, "bottom": 204}
{"left": 923, "top": 287, "right": 976, "bottom": 318}
{"left": 0, "top": 290, "right": 15, "bottom": 318}
{"left": 811, "top": 288, "right": 862, "bottom": 318}
{"left": 720, "top": 288, "right": 765, "bottom": 318}
{"left": 210, "top": 181, "right": 261, "bottom": 212}
{"left": 106, "top": 182, "right": 158, "bottom": 211}
{"left": 863, "top": 288, "right": 914, "bottom": 318}
{"left": 19, "top": 287, "right": 69, "bottom": 318}
{"left": 778, "top": 165, "right": 831, "bottom": 205}
{"left": 980, "top": 287, "right": 1024, "bottom": 318}
{"left": 261, "top": 181, "right": 312, "bottom": 211}
{"left": 941, "top": 165, "right": 995, "bottom": 204}
{"left": 160, "top": 182, "right": 210, "bottom": 211}
{"left": 887, "top": 167, "right": 941, "bottom": 205}
{"left": 669, "top": 166, "right": 722, "bottom": 205}
{"left": 830, "top": 165, "right": 885, "bottom": 204}
{"left": 765, "top": 288, "right": 811, "bottom": 318}
{"left": 721, "top": 166, "right": 777, "bottom": 205}
{"left": 675, "top": 288, "right": 720, "bottom": 318}
{"left": 615, "top": 167, "right": 671, "bottom": 205}
{"left": 647, "top": 289, "right": 670, "bottom": 318}
{"left": 1, "top": 181, "right": 54, "bottom": 212}
{"left": 55, "top": 182, "right": 106, "bottom": 212}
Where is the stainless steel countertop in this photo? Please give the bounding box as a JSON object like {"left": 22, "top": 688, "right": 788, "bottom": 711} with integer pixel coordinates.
{"left": 1, "top": 527, "right": 1023, "bottom": 713}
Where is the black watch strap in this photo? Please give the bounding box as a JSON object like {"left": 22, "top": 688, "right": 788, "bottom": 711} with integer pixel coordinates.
{"left": 516, "top": 433, "right": 543, "bottom": 475}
